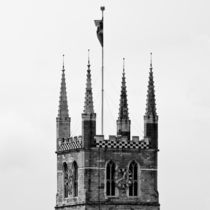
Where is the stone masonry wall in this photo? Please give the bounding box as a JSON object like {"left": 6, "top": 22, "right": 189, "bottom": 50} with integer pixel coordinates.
{"left": 83, "top": 148, "right": 158, "bottom": 205}
{"left": 56, "top": 147, "right": 159, "bottom": 210}
{"left": 56, "top": 151, "right": 86, "bottom": 207}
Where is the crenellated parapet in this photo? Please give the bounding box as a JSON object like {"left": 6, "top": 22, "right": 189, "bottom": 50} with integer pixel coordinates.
{"left": 57, "top": 135, "right": 151, "bottom": 152}
{"left": 57, "top": 136, "right": 83, "bottom": 152}
{"left": 95, "top": 135, "right": 150, "bottom": 150}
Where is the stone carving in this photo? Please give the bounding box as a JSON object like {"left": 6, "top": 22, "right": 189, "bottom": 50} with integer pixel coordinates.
{"left": 63, "top": 163, "right": 74, "bottom": 197}
{"left": 115, "top": 168, "right": 132, "bottom": 190}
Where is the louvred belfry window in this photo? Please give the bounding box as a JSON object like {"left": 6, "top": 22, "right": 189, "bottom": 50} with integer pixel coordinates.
{"left": 129, "top": 161, "right": 138, "bottom": 196}
{"left": 106, "top": 161, "right": 115, "bottom": 196}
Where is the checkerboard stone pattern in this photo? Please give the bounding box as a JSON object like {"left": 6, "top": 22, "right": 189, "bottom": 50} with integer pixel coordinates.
{"left": 95, "top": 139, "right": 150, "bottom": 149}
{"left": 58, "top": 137, "right": 82, "bottom": 151}
{"left": 58, "top": 137, "right": 150, "bottom": 151}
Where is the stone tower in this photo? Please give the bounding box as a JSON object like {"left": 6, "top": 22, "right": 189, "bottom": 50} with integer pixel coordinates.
{"left": 55, "top": 55, "right": 160, "bottom": 210}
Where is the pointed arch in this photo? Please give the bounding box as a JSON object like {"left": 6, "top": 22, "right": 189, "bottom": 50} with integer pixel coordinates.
{"left": 129, "top": 160, "right": 138, "bottom": 196}
{"left": 63, "top": 162, "right": 68, "bottom": 198}
{"left": 72, "top": 161, "right": 78, "bottom": 197}
{"left": 106, "top": 160, "right": 116, "bottom": 196}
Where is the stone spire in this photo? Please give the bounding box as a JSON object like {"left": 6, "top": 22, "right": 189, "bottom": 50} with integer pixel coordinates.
{"left": 145, "top": 53, "right": 157, "bottom": 118}
{"left": 117, "top": 58, "right": 131, "bottom": 140}
{"left": 58, "top": 55, "right": 69, "bottom": 118}
{"left": 83, "top": 50, "right": 94, "bottom": 114}
{"left": 56, "top": 55, "right": 71, "bottom": 149}
{"left": 82, "top": 50, "right": 96, "bottom": 148}
{"left": 144, "top": 53, "right": 158, "bottom": 149}
{"left": 118, "top": 58, "right": 129, "bottom": 120}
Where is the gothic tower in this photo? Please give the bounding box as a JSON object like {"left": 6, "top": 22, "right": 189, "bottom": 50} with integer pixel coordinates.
{"left": 55, "top": 53, "right": 160, "bottom": 210}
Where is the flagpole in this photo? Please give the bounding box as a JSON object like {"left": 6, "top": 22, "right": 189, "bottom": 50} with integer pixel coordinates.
{"left": 101, "top": 6, "right": 105, "bottom": 135}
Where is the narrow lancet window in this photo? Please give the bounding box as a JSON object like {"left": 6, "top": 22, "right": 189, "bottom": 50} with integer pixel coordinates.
{"left": 72, "top": 161, "right": 78, "bottom": 197}
{"left": 129, "top": 161, "right": 138, "bottom": 196}
{"left": 106, "top": 161, "right": 115, "bottom": 196}
{"left": 63, "top": 162, "right": 68, "bottom": 198}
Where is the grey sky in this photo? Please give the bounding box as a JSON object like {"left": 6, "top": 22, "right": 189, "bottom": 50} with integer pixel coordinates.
{"left": 0, "top": 0, "right": 209, "bottom": 209}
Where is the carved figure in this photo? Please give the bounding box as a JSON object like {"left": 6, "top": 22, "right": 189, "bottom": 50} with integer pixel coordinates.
{"left": 115, "top": 168, "right": 132, "bottom": 190}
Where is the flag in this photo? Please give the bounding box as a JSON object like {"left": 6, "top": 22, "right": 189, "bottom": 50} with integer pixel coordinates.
{"left": 94, "top": 19, "right": 103, "bottom": 47}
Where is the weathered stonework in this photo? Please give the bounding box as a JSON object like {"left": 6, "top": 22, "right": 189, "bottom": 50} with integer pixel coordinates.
{"left": 55, "top": 54, "right": 160, "bottom": 210}
{"left": 55, "top": 136, "right": 159, "bottom": 210}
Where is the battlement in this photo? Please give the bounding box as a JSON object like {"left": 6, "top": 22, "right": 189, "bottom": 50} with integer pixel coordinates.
{"left": 95, "top": 135, "right": 150, "bottom": 150}
{"left": 94, "top": 135, "right": 148, "bottom": 142}
{"left": 57, "top": 135, "right": 150, "bottom": 152}
{"left": 57, "top": 136, "right": 83, "bottom": 152}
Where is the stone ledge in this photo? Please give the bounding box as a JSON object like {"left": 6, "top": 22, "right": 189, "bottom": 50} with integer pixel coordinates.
{"left": 55, "top": 201, "right": 160, "bottom": 208}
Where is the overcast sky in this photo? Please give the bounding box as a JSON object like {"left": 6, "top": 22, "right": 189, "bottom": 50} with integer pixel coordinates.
{"left": 0, "top": 0, "right": 210, "bottom": 210}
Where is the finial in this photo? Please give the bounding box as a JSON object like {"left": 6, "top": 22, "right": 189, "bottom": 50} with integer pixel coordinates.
{"left": 150, "top": 52, "right": 153, "bottom": 69}
{"left": 62, "top": 54, "right": 65, "bottom": 71}
{"left": 123, "top": 57, "right": 125, "bottom": 74}
{"left": 88, "top": 49, "right": 90, "bottom": 67}
{"left": 101, "top": 6, "right": 105, "bottom": 11}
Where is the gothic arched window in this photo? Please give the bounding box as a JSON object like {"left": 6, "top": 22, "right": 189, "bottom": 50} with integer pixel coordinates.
{"left": 106, "top": 161, "right": 115, "bottom": 196}
{"left": 63, "top": 162, "right": 68, "bottom": 198}
{"left": 72, "top": 161, "right": 78, "bottom": 197}
{"left": 129, "top": 161, "right": 138, "bottom": 196}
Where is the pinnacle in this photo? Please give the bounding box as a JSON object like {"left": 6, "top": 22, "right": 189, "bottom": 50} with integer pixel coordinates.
{"left": 58, "top": 61, "right": 69, "bottom": 118}
{"left": 118, "top": 60, "right": 129, "bottom": 120}
{"left": 145, "top": 55, "right": 157, "bottom": 117}
{"left": 83, "top": 58, "right": 94, "bottom": 114}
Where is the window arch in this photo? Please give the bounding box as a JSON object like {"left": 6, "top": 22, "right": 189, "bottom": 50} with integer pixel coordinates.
{"left": 63, "top": 162, "right": 68, "bottom": 198}
{"left": 106, "top": 161, "right": 115, "bottom": 196}
{"left": 129, "top": 161, "right": 138, "bottom": 196}
{"left": 72, "top": 161, "right": 78, "bottom": 197}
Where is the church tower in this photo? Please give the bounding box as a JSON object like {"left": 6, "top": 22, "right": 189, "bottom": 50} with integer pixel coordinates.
{"left": 55, "top": 53, "right": 160, "bottom": 210}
